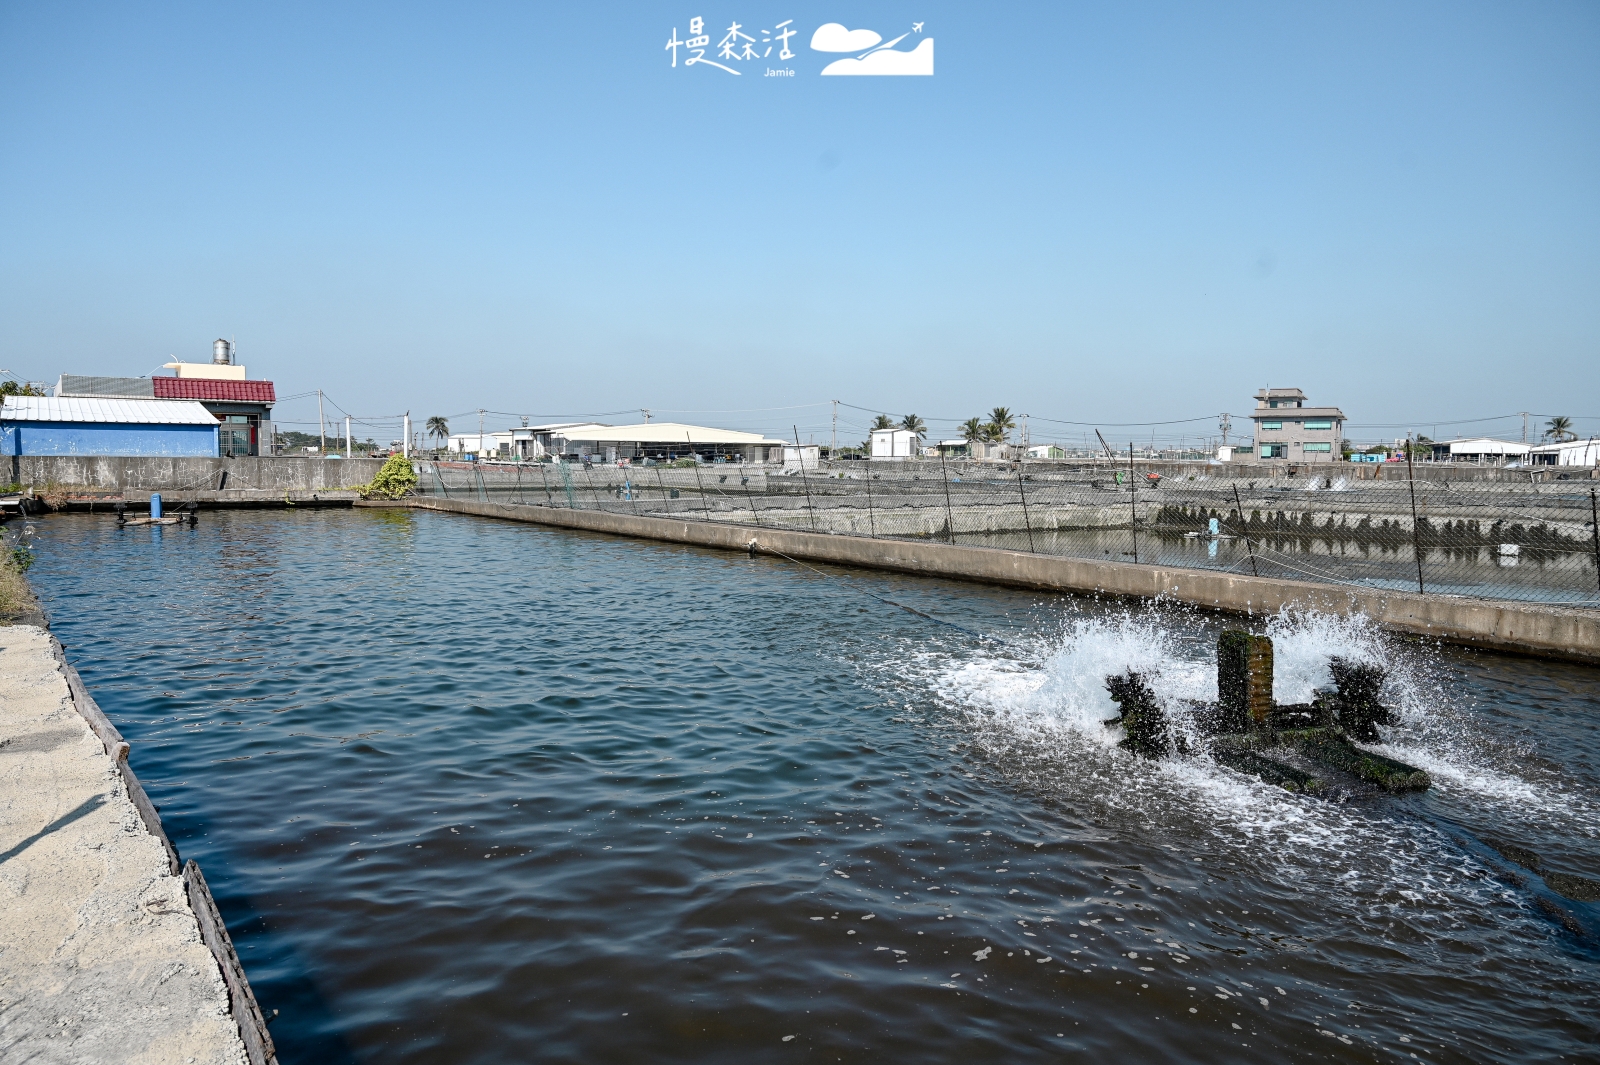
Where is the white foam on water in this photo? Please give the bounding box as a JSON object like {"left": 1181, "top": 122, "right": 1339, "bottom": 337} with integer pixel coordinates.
{"left": 865, "top": 607, "right": 1588, "bottom": 921}
{"left": 1253, "top": 610, "right": 1596, "bottom": 833}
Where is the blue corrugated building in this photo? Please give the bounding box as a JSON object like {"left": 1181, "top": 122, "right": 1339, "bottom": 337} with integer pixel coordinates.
{"left": 1, "top": 396, "right": 219, "bottom": 456}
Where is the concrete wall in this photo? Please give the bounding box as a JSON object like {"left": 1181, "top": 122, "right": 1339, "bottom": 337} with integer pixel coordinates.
{"left": 2, "top": 422, "right": 218, "bottom": 457}
{"left": 401, "top": 496, "right": 1600, "bottom": 664}
{"left": 6, "top": 454, "right": 386, "bottom": 492}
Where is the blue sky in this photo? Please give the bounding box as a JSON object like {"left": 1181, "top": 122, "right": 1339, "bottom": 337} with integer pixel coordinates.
{"left": 1, "top": 1, "right": 1596, "bottom": 446}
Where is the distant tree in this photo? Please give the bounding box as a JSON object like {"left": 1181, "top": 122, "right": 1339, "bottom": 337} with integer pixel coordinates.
{"left": 0, "top": 380, "right": 44, "bottom": 397}
{"left": 960, "top": 417, "right": 986, "bottom": 443}
{"left": 900, "top": 414, "right": 927, "bottom": 444}
{"left": 426, "top": 415, "right": 450, "bottom": 449}
{"left": 1545, "top": 416, "right": 1575, "bottom": 442}
{"left": 987, "top": 407, "right": 1017, "bottom": 443}
{"left": 870, "top": 414, "right": 895, "bottom": 431}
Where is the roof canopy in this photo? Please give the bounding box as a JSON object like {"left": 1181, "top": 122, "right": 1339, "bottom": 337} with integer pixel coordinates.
{"left": 556, "top": 421, "right": 785, "bottom": 445}
{"left": 1, "top": 396, "right": 218, "bottom": 425}
{"left": 153, "top": 377, "right": 276, "bottom": 403}
{"left": 1441, "top": 438, "right": 1530, "bottom": 454}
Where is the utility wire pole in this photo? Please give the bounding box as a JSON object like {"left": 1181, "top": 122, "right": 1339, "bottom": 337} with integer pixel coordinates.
{"left": 318, "top": 390, "right": 326, "bottom": 453}
{"left": 345, "top": 415, "right": 352, "bottom": 459}
{"left": 831, "top": 400, "right": 838, "bottom": 458}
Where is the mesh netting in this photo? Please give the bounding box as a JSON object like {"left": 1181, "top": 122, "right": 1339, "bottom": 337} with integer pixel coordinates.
{"left": 417, "top": 459, "right": 1600, "bottom": 609}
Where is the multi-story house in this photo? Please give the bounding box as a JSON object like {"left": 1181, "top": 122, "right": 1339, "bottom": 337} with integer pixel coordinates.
{"left": 1249, "top": 388, "right": 1344, "bottom": 463}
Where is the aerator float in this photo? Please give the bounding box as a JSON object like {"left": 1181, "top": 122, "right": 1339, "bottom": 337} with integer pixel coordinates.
{"left": 1106, "top": 630, "right": 1431, "bottom": 794}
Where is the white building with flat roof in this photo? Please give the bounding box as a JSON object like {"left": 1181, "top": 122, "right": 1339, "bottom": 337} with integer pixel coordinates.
{"left": 1428, "top": 437, "right": 1531, "bottom": 464}
{"left": 870, "top": 427, "right": 918, "bottom": 460}
{"left": 1529, "top": 438, "right": 1599, "bottom": 466}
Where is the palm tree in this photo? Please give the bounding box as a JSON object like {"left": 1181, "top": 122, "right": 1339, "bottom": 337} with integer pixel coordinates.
{"left": 426, "top": 416, "right": 449, "bottom": 451}
{"left": 960, "top": 417, "right": 986, "bottom": 443}
{"left": 900, "top": 414, "right": 927, "bottom": 444}
{"left": 987, "top": 407, "right": 1016, "bottom": 444}
{"left": 1546, "top": 416, "right": 1575, "bottom": 442}
{"left": 871, "top": 414, "right": 895, "bottom": 431}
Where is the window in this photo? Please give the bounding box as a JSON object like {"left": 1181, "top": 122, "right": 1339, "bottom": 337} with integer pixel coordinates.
{"left": 1260, "top": 421, "right": 1282, "bottom": 430}
{"left": 1305, "top": 420, "right": 1333, "bottom": 430}
{"left": 1259, "top": 444, "right": 1286, "bottom": 458}
{"left": 1303, "top": 442, "right": 1332, "bottom": 452}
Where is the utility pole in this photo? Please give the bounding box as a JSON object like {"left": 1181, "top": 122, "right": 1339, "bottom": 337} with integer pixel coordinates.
{"left": 1520, "top": 412, "right": 1530, "bottom": 444}
{"left": 831, "top": 399, "right": 838, "bottom": 457}
{"left": 318, "top": 390, "right": 326, "bottom": 453}
{"left": 402, "top": 412, "right": 410, "bottom": 458}
{"left": 642, "top": 408, "right": 651, "bottom": 423}
{"left": 1219, "top": 413, "right": 1232, "bottom": 447}
{"left": 478, "top": 408, "right": 486, "bottom": 457}
{"left": 345, "top": 415, "right": 352, "bottom": 459}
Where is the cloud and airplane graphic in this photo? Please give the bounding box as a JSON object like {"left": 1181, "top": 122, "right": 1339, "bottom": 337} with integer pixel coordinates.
{"left": 810, "top": 21, "right": 933, "bottom": 76}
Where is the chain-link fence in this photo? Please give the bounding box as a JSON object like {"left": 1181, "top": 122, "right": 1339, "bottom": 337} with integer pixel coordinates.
{"left": 417, "top": 459, "right": 1600, "bottom": 609}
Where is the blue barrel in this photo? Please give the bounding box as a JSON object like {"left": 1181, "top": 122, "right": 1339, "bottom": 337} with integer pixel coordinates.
{"left": 1209, "top": 517, "right": 1219, "bottom": 536}
{"left": 150, "top": 494, "right": 162, "bottom": 519}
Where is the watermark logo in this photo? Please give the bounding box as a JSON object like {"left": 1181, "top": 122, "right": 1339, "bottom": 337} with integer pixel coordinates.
{"left": 664, "top": 17, "right": 931, "bottom": 77}
{"left": 811, "top": 22, "right": 932, "bottom": 76}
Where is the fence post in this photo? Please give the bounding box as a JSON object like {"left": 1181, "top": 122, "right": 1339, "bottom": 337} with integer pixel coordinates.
{"left": 654, "top": 464, "right": 670, "bottom": 512}
{"left": 742, "top": 472, "right": 762, "bottom": 526}
{"left": 583, "top": 462, "right": 607, "bottom": 511}
{"left": 1017, "top": 461, "right": 1036, "bottom": 553}
{"left": 1406, "top": 434, "right": 1425, "bottom": 594}
{"left": 793, "top": 426, "right": 818, "bottom": 532}
{"left": 1231, "top": 482, "right": 1259, "bottom": 577}
{"left": 1590, "top": 487, "right": 1600, "bottom": 597}
{"left": 864, "top": 463, "right": 877, "bottom": 538}
{"left": 938, "top": 449, "right": 957, "bottom": 545}
{"left": 539, "top": 463, "right": 553, "bottom": 506}
{"left": 688, "top": 433, "right": 714, "bottom": 522}
{"left": 514, "top": 463, "right": 523, "bottom": 505}
{"left": 1128, "top": 442, "right": 1138, "bottom": 564}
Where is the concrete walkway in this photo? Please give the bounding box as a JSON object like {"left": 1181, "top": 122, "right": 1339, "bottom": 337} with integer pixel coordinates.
{"left": 0, "top": 624, "right": 248, "bottom": 1064}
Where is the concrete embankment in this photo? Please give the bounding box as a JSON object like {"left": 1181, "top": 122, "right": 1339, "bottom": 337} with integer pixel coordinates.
{"left": 6, "top": 454, "right": 384, "bottom": 511}
{"left": 402, "top": 496, "right": 1600, "bottom": 665}
{"left": 0, "top": 623, "right": 275, "bottom": 1063}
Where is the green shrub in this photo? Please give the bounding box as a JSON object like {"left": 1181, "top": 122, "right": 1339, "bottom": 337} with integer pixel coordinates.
{"left": 0, "top": 548, "right": 32, "bottom": 617}
{"left": 360, "top": 454, "right": 419, "bottom": 499}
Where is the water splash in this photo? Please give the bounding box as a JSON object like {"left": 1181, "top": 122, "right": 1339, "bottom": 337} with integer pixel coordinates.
{"left": 873, "top": 605, "right": 1600, "bottom": 933}
{"left": 1264, "top": 609, "right": 1386, "bottom": 704}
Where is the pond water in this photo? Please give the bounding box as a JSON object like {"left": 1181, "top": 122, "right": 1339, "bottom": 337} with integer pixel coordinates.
{"left": 26, "top": 509, "right": 1600, "bottom": 1064}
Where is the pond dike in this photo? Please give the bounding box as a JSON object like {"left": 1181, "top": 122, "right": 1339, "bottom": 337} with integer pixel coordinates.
{"left": 0, "top": 620, "right": 276, "bottom": 1064}
{"left": 399, "top": 497, "right": 1600, "bottom": 665}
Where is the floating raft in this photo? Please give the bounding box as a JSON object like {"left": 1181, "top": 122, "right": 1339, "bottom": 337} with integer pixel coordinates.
{"left": 1106, "top": 629, "right": 1431, "bottom": 794}
{"left": 118, "top": 515, "right": 191, "bottom": 527}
